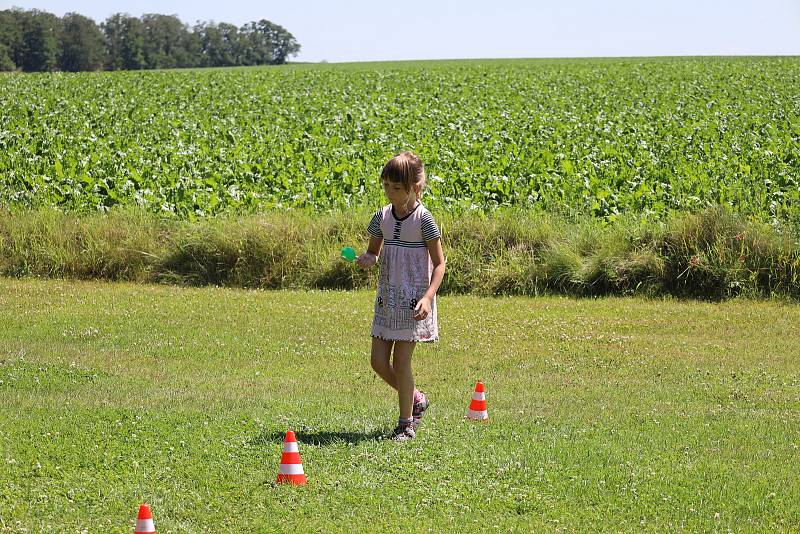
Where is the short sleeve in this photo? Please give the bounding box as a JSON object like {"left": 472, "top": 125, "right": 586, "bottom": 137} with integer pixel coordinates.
{"left": 367, "top": 210, "right": 383, "bottom": 238}
{"left": 421, "top": 211, "right": 441, "bottom": 241}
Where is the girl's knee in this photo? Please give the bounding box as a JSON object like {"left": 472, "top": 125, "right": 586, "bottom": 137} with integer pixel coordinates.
{"left": 371, "top": 338, "right": 391, "bottom": 364}
{"left": 392, "top": 354, "right": 413, "bottom": 373}
{"left": 370, "top": 356, "right": 387, "bottom": 373}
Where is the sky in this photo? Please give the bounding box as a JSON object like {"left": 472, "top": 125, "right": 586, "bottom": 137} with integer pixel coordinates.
{"left": 3, "top": 0, "right": 799, "bottom": 63}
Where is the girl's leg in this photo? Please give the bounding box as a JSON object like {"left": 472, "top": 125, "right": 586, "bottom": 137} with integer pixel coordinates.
{"left": 392, "top": 341, "right": 416, "bottom": 420}
{"left": 370, "top": 337, "right": 398, "bottom": 389}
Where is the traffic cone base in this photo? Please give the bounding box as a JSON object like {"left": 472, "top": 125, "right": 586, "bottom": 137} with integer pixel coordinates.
{"left": 277, "top": 430, "right": 307, "bottom": 485}
{"left": 466, "top": 381, "right": 489, "bottom": 421}
{"left": 134, "top": 503, "right": 156, "bottom": 534}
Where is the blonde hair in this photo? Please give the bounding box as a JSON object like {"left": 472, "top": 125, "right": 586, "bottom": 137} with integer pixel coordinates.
{"left": 381, "top": 151, "right": 426, "bottom": 193}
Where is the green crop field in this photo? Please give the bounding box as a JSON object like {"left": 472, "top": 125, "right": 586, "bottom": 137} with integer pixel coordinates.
{"left": 1, "top": 57, "right": 799, "bottom": 221}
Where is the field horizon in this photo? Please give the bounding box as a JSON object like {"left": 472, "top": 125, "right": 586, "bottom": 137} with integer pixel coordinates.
{"left": 296, "top": 54, "right": 800, "bottom": 66}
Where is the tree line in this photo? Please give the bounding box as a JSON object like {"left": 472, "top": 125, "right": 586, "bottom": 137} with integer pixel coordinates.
{"left": 0, "top": 8, "right": 301, "bottom": 72}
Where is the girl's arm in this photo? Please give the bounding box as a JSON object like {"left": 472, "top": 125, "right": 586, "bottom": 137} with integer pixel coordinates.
{"left": 357, "top": 236, "right": 383, "bottom": 269}
{"left": 414, "top": 238, "right": 446, "bottom": 320}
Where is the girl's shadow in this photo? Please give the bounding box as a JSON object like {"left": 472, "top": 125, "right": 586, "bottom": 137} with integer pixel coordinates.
{"left": 253, "top": 428, "right": 387, "bottom": 447}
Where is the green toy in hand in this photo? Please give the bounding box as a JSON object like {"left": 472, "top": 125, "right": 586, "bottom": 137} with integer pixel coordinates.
{"left": 340, "top": 247, "right": 357, "bottom": 262}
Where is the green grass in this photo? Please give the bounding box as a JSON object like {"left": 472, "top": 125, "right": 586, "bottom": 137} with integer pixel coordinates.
{"left": 1, "top": 278, "right": 799, "bottom": 532}
{"left": 2, "top": 207, "right": 799, "bottom": 300}
{"left": 0, "top": 207, "right": 800, "bottom": 300}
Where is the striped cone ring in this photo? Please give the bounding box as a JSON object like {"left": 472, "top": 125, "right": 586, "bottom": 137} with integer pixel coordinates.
{"left": 466, "top": 381, "right": 489, "bottom": 421}
{"left": 133, "top": 503, "right": 156, "bottom": 534}
{"left": 276, "top": 430, "right": 307, "bottom": 485}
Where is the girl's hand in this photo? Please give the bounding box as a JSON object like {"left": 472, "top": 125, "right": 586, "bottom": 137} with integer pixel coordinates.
{"left": 413, "top": 296, "right": 432, "bottom": 321}
{"left": 356, "top": 251, "right": 377, "bottom": 269}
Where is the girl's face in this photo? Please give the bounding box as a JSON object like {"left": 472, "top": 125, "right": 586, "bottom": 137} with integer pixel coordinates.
{"left": 382, "top": 179, "right": 418, "bottom": 210}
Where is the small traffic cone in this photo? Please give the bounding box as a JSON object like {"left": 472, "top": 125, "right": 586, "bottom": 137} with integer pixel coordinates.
{"left": 466, "top": 381, "right": 489, "bottom": 421}
{"left": 276, "top": 430, "right": 307, "bottom": 485}
{"left": 133, "top": 503, "right": 156, "bottom": 534}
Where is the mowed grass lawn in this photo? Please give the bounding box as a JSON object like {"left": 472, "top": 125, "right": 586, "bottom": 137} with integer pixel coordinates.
{"left": 0, "top": 278, "right": 798, "bottom": 532}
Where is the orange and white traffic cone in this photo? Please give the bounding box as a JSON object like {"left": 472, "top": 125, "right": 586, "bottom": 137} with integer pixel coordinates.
{"left": 466, "top": 381, "right": 489, "bottom": 421}
{"left": 133, "top": 503, "right": 156, "bottom": 534}
{"left": 276, "top": 430, "right": 307, "bottom": 485}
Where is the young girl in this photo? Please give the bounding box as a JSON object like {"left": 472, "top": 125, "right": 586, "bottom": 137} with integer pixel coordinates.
{"left": 357, "top": 151, "right": 446, "bottom": 441}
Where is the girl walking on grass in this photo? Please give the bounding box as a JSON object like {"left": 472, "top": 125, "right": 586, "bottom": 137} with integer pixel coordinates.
{"left": 357, "top": 151, "right": 446, "bottom": 441}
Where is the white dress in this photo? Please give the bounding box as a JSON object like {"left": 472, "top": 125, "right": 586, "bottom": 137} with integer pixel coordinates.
{"left": 368, "top": 203, "right": 440, "bottom": 343}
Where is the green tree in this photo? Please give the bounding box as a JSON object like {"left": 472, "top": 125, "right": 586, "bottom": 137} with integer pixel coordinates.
{"left": 238, "top": 20, "right": 300, "bottom": 66}
{"left": 180, "top": 25, "right": 202, "bottom": 68}
{"left": 238, "top": 21, "right": 271, "bottom": 66}
{"left": 0, "top": 9, "right": 24, "bottom": 70}
{"left": 0, "top": 43, "right": 14, "bottom": 70}
{"left": 101, "top": 13, "right": 124, "bottom": 69}
{"left": 59, "top": 13, "right": 105, "bottom": 71}
{"left": 195, "top": 21, "right": 240, "bottom": 67}
{"left": 19, "top": 9, "right": 61, "bottom": 72}
{"left": 257, "top": 20, "right": 300, "bottom": 64}
{"left": 141, "top": 14, "right": 190, "bottom": 69}
{"left": 2, "top": 9, "right": 301, "bottom": 72}
{"left": 119, "top": 17, "right": 146, "bottom": 70}
{"left": 102, "top": 14, "right": 145, "bottom": 70}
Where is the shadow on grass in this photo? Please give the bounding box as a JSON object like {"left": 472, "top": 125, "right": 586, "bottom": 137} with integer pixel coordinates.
{"left": 252, "top": 429, "right": 387, "bottom": 447}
